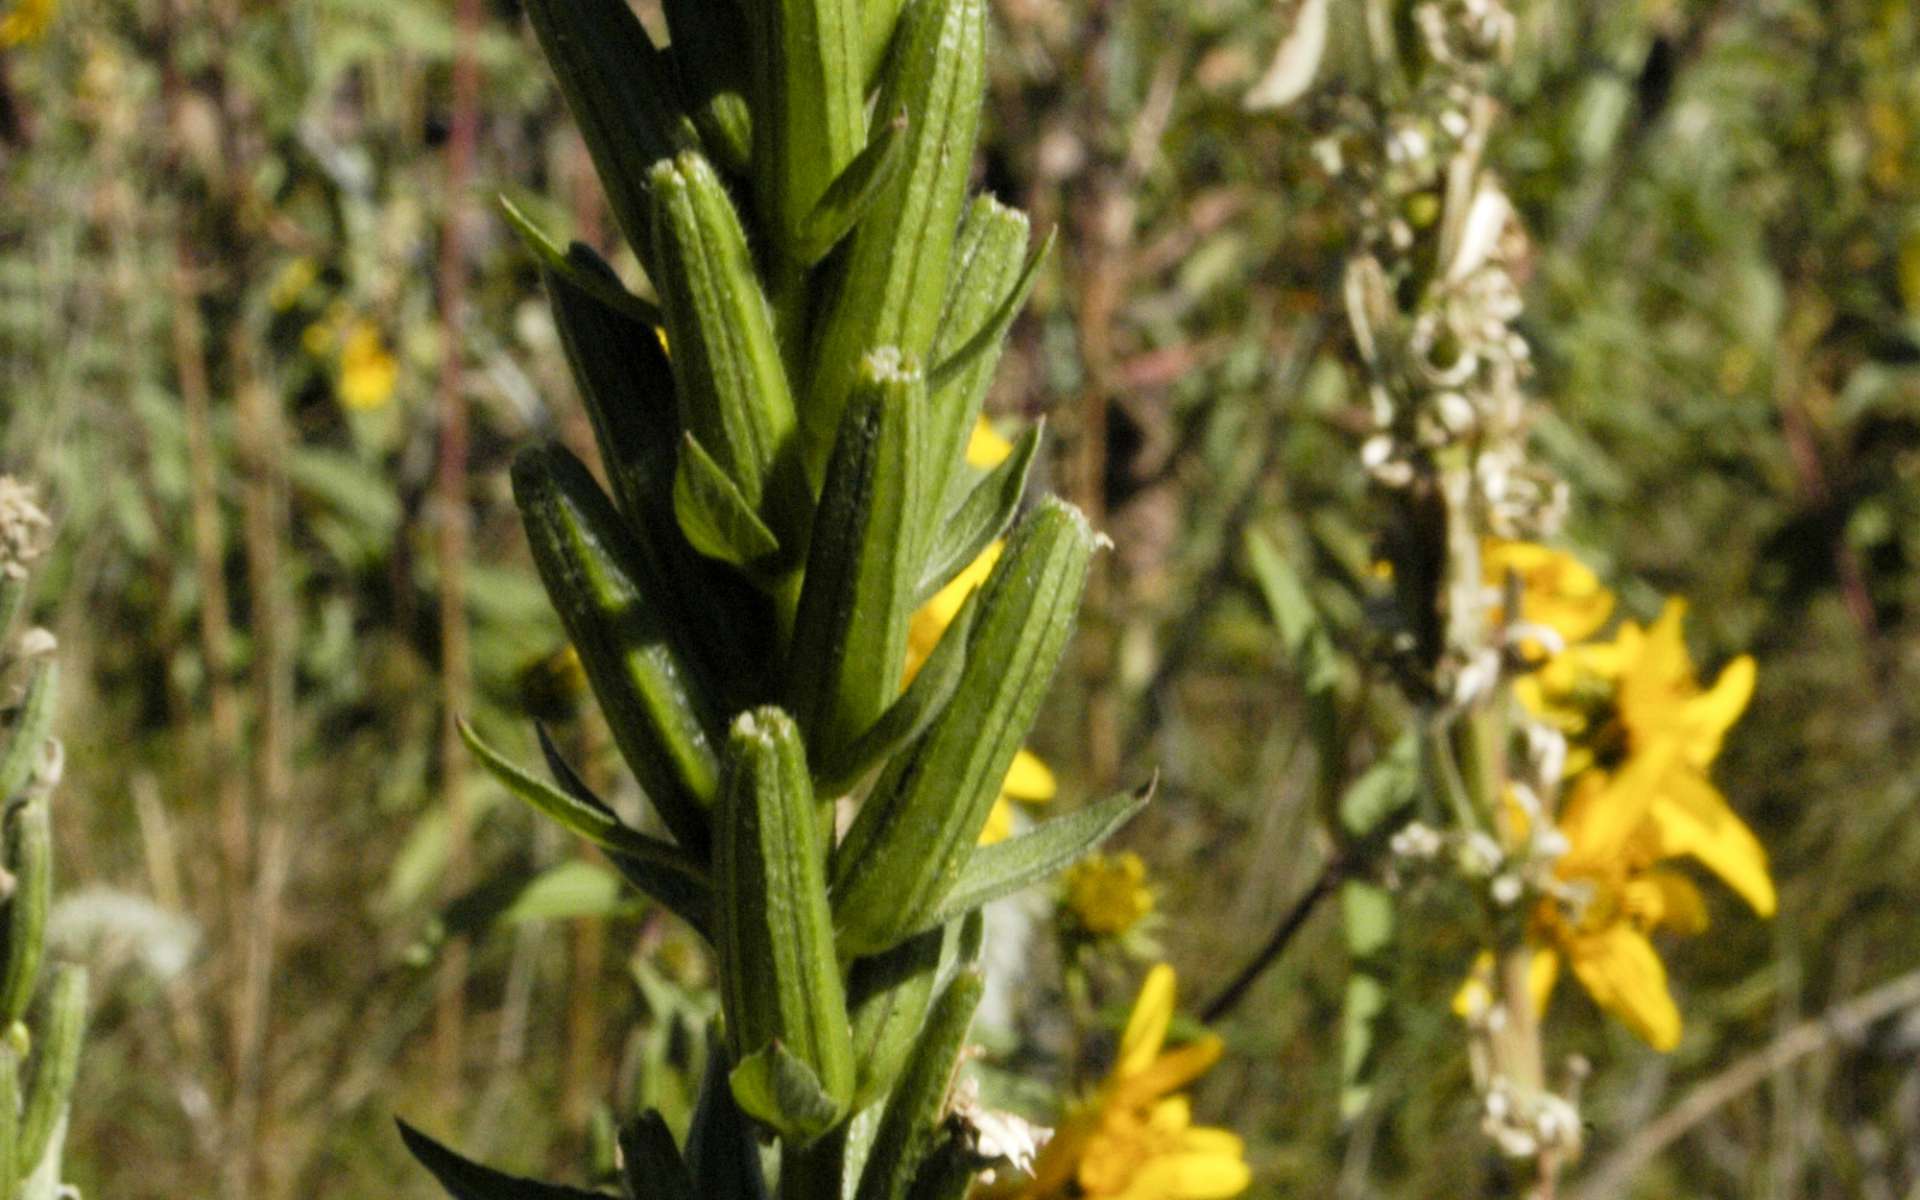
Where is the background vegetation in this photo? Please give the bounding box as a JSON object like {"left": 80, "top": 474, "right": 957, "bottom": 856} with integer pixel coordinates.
{"left": 2, "top": 0, "right": 1917, "bottom": 1196}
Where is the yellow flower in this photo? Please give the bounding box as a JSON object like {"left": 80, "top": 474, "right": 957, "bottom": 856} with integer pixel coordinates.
{"left": 337, "top": 321, "right": 398, "bottom": 412}
{"left": 905, "top": 416, "right": 1052, "bottom": 845}
{"left": 1483, "top": 539, "right": 1614, "bottom": 649}
{"left": 0, "top": 0, "right": 55, "bottom": 47}
{"left": 1064, "top": 852, "right": 1155, "bottom": 936}
{"left": 999, "top": 965, "right": 1250, "bottom": 1200}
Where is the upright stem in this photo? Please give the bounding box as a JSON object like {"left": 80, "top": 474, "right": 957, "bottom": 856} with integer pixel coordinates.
{"left": 432, "top": 0, "right": 483, "bottom": 1109}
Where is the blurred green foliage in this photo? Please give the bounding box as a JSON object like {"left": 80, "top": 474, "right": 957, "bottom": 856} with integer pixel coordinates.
{"left": 1, "top": 0, "right": 1917, "bottom": 1196}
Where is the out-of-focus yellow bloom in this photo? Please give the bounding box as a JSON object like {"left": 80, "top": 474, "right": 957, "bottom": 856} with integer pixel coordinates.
{"left": 337, "top": 321, "right": 398, "bottom": 412}
{"left": 268, "top": 257, "right": 320, "bottom": 312}
{"left": 903, "top": 416, "right": 1052, "bottom": 845}
{"left": 996, "top": 965, "right": 1249, "bottom": 1200}
{"left": 1064, "top": 852, "right": 1155, "bottom": 936}
{"left": 0, "top": 0, "right": 55, "bottom": 47}
{"left": 1483, "top": 539, "right": 1614, "bottom": 649}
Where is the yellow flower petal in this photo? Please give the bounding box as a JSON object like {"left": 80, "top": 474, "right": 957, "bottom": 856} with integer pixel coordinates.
{"left": 1002, "top": 748, "right": 1057, "bottom": 803}
{"left": 903, "top": 541, "right": 1002, "bottom": 682}
{"left": 1624, "top": 870, "right": 1710, "bottom": 936}
{"left": 978, "top": 797, "right": 1015, "bottom": 846}
{"left": 1115, "top": 964, "right": 1177, "bottom": 1079}
{"left": 1565, "top": 923, "right": 1682, "bottom": 1051}
{"left": 1115, "top": 1150, "right": 1253, "bottom": 1200}
{"left": 1648, "top": 768, "right": 1777, "bottom": 917}
{"left": 1114, "top": 1036, "right": 1222, "bottom": 1108}
{"left": 967, "top": 416, "right": 1015, "bottom": 468}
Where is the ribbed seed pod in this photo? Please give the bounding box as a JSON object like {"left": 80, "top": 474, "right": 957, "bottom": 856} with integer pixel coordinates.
{"left": 746, "top": 0, "right": 866, "bottom": 254}
{"left": 0, "top": 798, "right": 51, "bottom": 1026}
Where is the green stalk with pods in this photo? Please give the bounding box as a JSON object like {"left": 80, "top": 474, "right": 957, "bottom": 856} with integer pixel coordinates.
{"left": 0, "top": 479, "right": 88, "bottom": 1200}
{"left": 405, "top": 2, "right": 1148, "bottom": 1197}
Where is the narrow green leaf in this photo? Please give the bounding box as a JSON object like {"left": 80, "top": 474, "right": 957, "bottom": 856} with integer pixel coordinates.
{"left": 1339, "top": 733, "right": 1420, "bottom": 841}
{"left": 804, "top": 0, "right": 987, "bottom": 479}
{"left": 832, "top": 498, "right": 1096, "bottom": 956}
{"left": 501, "top": 860, "right": 640, "bottom": 925}
{"left": 852, "top": 969, "right": 982, "bottom": 1200}
{"left": 617, "top": 1112, "right": 697, "bottom": 1200}
{"left": 1339, "top": 880, "right": 1394, "bottom": 1123}
{"left": 500, "top": 198, "right": 663, "bottom": 328}
{"left": 915, "top": 422, "right": 1041, "bottom": 606}
{"left": 686, "top": 1024, "right": 771, "bottom": 1200}
{"left": 814, "top": 589, "right": 977, "bottom": 798}
{"left": 0, "top": 661, "right": 53, "bottom": 804}
{"left": 650, "top": 152, "right": 805, "bottom": 535}
{"left": 715, "top": 709, "right": 854, "bottom": 1139}
{"left": 861, "top": 0, "right": 909, "bottom": 86}
{"left": 913, "top": 780, "right": 1152, "bottom": 934}
{"left": 512, "top": 444, "right": 725, "bottom": 854}
{"left": 398, "top": 1119, "right": 613, "bottom": 1200}
{"left": 788, "top": 350, "right": 928, "bottom": 766}
{"left": 846, "top": 927, "right": 944, "bottom": 1111}
{"left": 523, "top": 0, "right": 696, "bottom": 266}
{"left": 460, "top": 722, "right": 713, "bottom": 933}
{"left": 674, "top": 434, "right": 783, "bottom": 568}
{"left": 0, "top": 799, "right": 51, "bottom": 1026}
{"left": 924, "top": 197, "right": 1031, "bottom": 511}
{"left": 14, "top": 965, "right": 83, "bottom": 1183}
{"left": 1245, "top": 529, "right": 1341, "bottom": 699}
{"left": 746, "top": 0, "right": 867, "bottom": 252}
{"left": 793, "top": 110, "right": 909, "bottom": 267}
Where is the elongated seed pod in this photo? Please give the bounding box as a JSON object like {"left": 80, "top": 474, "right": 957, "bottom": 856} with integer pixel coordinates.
{"left": 747, "top": 0, "right": 866, "bottom": 253}
{"left": 715, "top": 709, "right": 855, "bottom": 1141}
{"left": 512, "top": 445, "right": 724, "bottom": 854}
{"left": 831, "top": 499, "right": 1095, "bottom": 955}
{"left": 14, "top": 964, "right": 83, "bottom": 1182}
{"left": 0, "top": 1044, "right": 18, "bottom": 1199}
{"left": 803, "top": 0, "right": 986, "bottom": 479}
{"left": 650, "top": 152, "right": 806, "bottom": 542}
{"left": 0, "top": 662, "right": 53, "bottom": 805}
{"left": 0, "top": 799, "right": 51, "bottom": 1026}
{"left": 845, "top": 926, "right": 943, "bottom": 1110}
{"left": 924, "top": 198, "right": 1030, "bottom": 513}
{"left": 787, "top": 350, "right": 928, "bottom": 766}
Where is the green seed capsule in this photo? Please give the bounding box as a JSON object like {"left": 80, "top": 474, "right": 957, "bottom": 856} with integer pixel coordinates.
{"left": 845, "top": 926, "right": 943, "bottom": 1111}
{"left": 715, "top": 708, "right": 855, "bottom": 1141}
{"left": 787, "top": 350, "right": 929, "bottom": 767}
{"left": 925, "top": 197, "right": 1031, "bottom": 513}
{"left": 14, "top": 964, "right": 83, "bottom": 1182}
{"left": 0, "top": 799, "right": 51, "bottom": 1027}
{"left": 746, "top": 0, "right": 866, "bottom": 254}
{"left": 831, "top": 498, "right": 1096, "bottom": 956}
{"left": 803, "top": 0, "right": 986, "bottom": 481}
{"left": 512, "top": 445, "right": 724, "bottom": 855}
{"left": 851, "top": 967, "right": 983, "bottom": 1200}
{"left": 649, "top": 153, "right": 806, "bottom": 546}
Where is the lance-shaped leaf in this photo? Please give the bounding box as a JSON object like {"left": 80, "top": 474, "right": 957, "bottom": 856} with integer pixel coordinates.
{"left": 793, "top": 111, "right": 909, "bottom": 268}
{"left": 746, "top": 0, "right": 866, "bottom": 254}
{"left": 804, "top": 0, "right": 986, "bottom": 478}
{"left": 618, "top": 1112, "right": 697, "bottom": 1200}
{"left": 398, "top": 1119, "right": 614, "bottom": 1200}
{"left": 846, "top": 926, "right": 943, "bottom": 1111}
{"left": 523, "top": 0, "right": 695, "bottom": 267}
{"left": 460, "top": 721, "right": 713, "bottom": 934}
{"left": 0, "top": 660, "right": 53, "bottom": 804}
{"left": 0, "top": 798, "right": 51, "bottom": 1026}
{"left": 924, "top": 197, "right": 1030, "bottom": 512}
{"left": 674, "top": 433, "right": 783, "bottom": 569}
{"left": 915, "top": 422, "right": 1040, "bottom": 606}
{"left": 14, "top": 964, "right": 83, "bottom": 1183}
{"left": 831, "top": 498, "right": 1095, "bottom": 956}
{"left": 663, "top": 0, "right": 754, "bottom": 174}
{"left": 715, "top": 709, "right": 855, "bottom": 1140}
{"left": 1340, "top": 879, "right": 1394, "bottom": 1123}
{"left": 851, "top": 967, "right": 982, "bottom": 1200}
{"left": 909, "top": 780, "right": 1151, "bottom": 935}
{"left": 650, "top": 152, "right": 805, "bottom": 537}
{"left": 501, "top": 198, "right": 663, "bottom": 328}
{"left": 788, "top": 350, "right": 928, "bottom": 766}
{"left": 813, "top": 589, "right": 977, "bottom": 797}
{"left": 686, "top": 1025, "right": 770, "bottom": 1200}
{"left": 513, "top": 445, "right": 724, "bottom": 854}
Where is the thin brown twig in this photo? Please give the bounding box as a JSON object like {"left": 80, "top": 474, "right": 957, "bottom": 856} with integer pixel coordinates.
{"left": 1200, "top": 854, "right": 1346, "bottom": 1024}
{"left": 1570, "top": 967, "right": 1920, "bottom": 1200}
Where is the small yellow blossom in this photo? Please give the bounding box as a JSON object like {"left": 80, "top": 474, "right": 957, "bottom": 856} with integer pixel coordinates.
{"left": 1483, "top": 539, "right": 1614, "bottom": 649}
{"left": 337, "top": 321, "right": 398, "bottom": 412}
{"left": 995, "top": 965, "right": 1250, "bottom": 1200}
{"left": 1064, "top": 852, "right": 1155, "bottom": 936}
{"left": 0, "top": 0, "right": 55, "bottom": 47}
